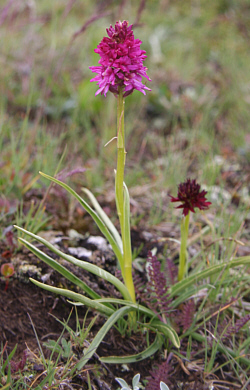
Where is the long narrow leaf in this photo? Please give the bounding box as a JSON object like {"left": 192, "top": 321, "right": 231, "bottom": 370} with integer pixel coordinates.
{"left": 95, "top": 297, "right": 157, "bottom": 317}
{"left": 2, "top": 345, "right": 17, "bottom": 373}
{"left": 149, "top": 320, "right": 180, "bottom": 348}
{"left": 82, "top": 187, "right": 123, "bottom": 253}
{"left": 77, "top": 306, "right": 132, "bottom": 369}
{"left": 39, "top": 172, "right": 123, "bottom": 266}
{"left": 95, "top": 299, "right": 180, "bottom": 347}
{"left": 29, "top": 278, "right": 114, "bottom": 316}
{"left": 15, "top": 226, "right": 131, "bottom": 301}
{"left": 19, "top": 237, "right": 100, "bottom": 300}
{"left": 33, "top": 367, "right": 56, "bottom": 388}
{"left": 100, "top": 333, "right": 163, "bottom": 364}
{"left": 170, "top": 256, "right": 250, "bottom": 297}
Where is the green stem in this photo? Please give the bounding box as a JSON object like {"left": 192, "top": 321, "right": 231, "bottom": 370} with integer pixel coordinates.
{"left": 115, "top": 88, "right": 125, "bottom": 272}
{"left": 115, "top": 88, "right": 136, "bottom": 305}
{"left": 178, "top": 212, "right": 190, "bottom": 281}
{"left": 123, "top": 184, "right": 135, "bottom": 303}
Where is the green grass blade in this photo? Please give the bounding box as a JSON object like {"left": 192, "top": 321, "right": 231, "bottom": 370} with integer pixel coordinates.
{"left": 15, "top": 226, "right": 131, "bottom": 301}
{"left": 170, "top": 256, "right": 250, "bottom": 297}
{"left": 76, "top": 306, "right": 132, "bottom": 369}
{"left": 39, "top": 172, "right": 123, "bottom": 266}
{"left": 100, "top": 333, "right": 163, "bottom": 364}
{"left": 34, "top": 367, "right": 56, "bottom": 388}
{"left": 192, "top": 332, "right": 250, "bottom": 366}
{"left": 29, "top": 278, "right": 114, "bottom": 316}
{"left": 0, "top": 384, "right": 11, "bottom": 390}
{"left": 18, "top": 237, "right": 101, "bottom": 300}
{"left": 82, "top": 187, "right": 123, "bottom": 253}
{"left": 171, "top": 284, "right": 210, "bottom": 308}
{"left": 2, "top": 345, "right": 17, "bottom": 373}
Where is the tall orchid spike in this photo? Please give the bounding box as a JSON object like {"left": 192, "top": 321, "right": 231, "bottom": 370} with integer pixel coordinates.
{"left": 90, "top": 20, "right": 151, "bottom": 97}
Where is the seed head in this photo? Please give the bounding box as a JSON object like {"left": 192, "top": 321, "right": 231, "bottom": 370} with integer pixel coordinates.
{"left": 89, "top": 20, "right": 151, "bottom": 97}
{"left": 170, "top": 178, "right": 211, "bottom": 216}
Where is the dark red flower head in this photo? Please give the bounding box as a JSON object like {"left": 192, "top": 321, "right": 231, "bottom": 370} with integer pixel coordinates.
{"left": 170, "top": 179, "right": 211, "bottom": 217}
{"left": 89, "top": 20, "right": 151, "bottom": 97}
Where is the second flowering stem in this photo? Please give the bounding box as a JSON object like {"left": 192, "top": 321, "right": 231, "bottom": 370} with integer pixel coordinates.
{"left": 170, "top": 178, "right": 211, "bottom": 281}
{"left": 178, "top": 212, "right": 190, "bottom": 281}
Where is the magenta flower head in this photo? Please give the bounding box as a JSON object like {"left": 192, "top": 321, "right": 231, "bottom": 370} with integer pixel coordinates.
{"left": 89, "top": 20, "right": 151, "bottom": 97}
{"left": 170, "top": 178, "right": 211, "bottom": 217}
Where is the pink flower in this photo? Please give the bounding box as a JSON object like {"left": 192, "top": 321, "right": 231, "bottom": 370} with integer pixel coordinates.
{"left": 170, "top": 179, "right": 211, "bottom": 217}
{"left": 89, "top": 20, "right": 151, "bottom": 97}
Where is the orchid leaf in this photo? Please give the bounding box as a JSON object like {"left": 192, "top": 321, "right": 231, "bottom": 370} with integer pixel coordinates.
{"left": 18, "top": 237, "right": 100, "bottom": 300}
{"left": 29, "top": 278, "right": 114, "bottom": 316}
{"left": 15, "top": 226, "right": 131, "bottom": 302}
{"left": 82, "top": 187, "right": 123, "bottom": 253}
{"left": 39, "top": 172, "right": 123, "bottom": 266}
{"left": 95, "top": 297, "right": 157, "bottom": 317}
{"left": 150, "top": 320, "right": 180, "bottom": 348}
{"left": 100, "top": 332, "right": 163, "bottom": 363}
{"left": 77, "top": 306, "right": 132, "bottom": 369}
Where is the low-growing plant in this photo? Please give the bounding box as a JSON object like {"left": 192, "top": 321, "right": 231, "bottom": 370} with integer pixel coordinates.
{"left": 0, "top": 263, "right": 14, "bottom": 291}
{"left": 43, "top": 308, "right": 98, "bottom": 360}
{"left": 116, "top": 373, "right": 170, "bottom": 390}
{"left": 12, "top": 310, "right": 97, "bottom": 389}
{"left": 116, "top": 373, "right": 142, "bottom": 390}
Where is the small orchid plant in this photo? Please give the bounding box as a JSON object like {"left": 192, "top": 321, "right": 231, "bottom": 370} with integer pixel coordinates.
{"left": 170, "top": 178, "right": 211, "bottom": 281}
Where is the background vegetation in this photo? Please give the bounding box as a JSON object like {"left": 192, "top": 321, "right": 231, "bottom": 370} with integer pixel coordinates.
{"left": 1, "top": 0, "right": 249, "bottom": 218}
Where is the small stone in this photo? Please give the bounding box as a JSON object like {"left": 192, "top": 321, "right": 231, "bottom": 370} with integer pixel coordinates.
{"left": 87, "top": 236, "right": 109, "bottom": 251}
{"left": 68, "top": 247, "right": 92, "bottom": 259}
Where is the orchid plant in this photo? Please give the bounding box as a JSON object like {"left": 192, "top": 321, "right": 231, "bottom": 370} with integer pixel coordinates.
{"left": 170, "top": 179, "right": 211, "bottom": 281}
{"left": 90, "top": 20, "right": 151, "bottom": 303}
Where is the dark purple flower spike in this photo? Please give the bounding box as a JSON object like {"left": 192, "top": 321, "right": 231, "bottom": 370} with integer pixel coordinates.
{"left": 90, "top": 20, "right": 151, "bottom": 97}
{"left": 170, "top": 178, "right": 211, "bottom": 217}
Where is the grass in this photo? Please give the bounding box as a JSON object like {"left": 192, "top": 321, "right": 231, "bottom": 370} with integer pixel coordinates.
{"left": 0, "top": 309, "right": 98, "bottom": 390}
{"left": 0, "top": 0, "right": 250, "bottom": 388}
{"left": 1, "top": 0, "right": 249, "bottom": 201}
